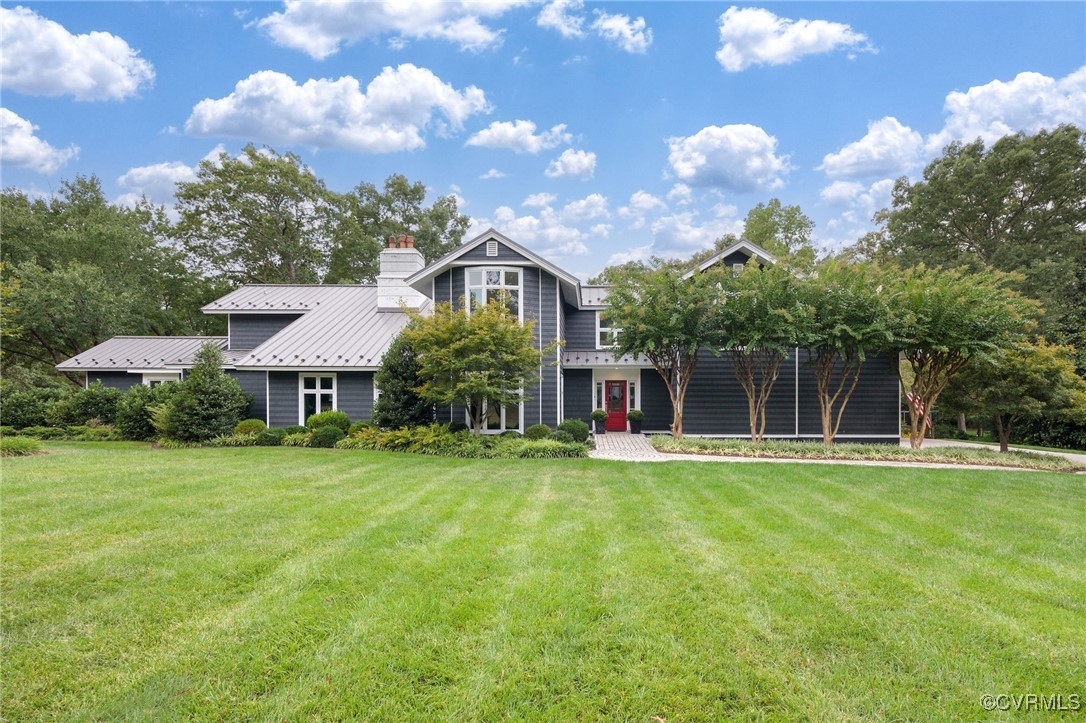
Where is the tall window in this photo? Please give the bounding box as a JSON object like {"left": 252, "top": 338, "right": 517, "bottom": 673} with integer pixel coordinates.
{"left": 467, "top": 268, "right": 520, "bottom": 319}
{"left": 597, "top": 312, "right": 620, "bottom": 349}
{"left": 300, "top": 374, "right": 336, "bottom": 422}
{"left": 484, "top": 399, "right": 521, "bottom": 432}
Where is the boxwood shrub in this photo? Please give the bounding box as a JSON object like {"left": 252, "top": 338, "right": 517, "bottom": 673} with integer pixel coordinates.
{"left": 305, "top": 410, "right": 350, "bottom": 433}
{"left": 524, "top": 424, "right": 552, "bottom": 440}
{"left": 234, "top": 418, "right": 267, "bottom": 436}
{"left": 309, "top": 425, "right": 346, "bottom": 448}
{"left": 556, "top": 419, "right": 590, "bottom": 443}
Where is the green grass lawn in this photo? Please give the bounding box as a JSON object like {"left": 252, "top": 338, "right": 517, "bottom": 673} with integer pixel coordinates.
{"left": 3, "top": 443, "right": 1084, "bottom": 721}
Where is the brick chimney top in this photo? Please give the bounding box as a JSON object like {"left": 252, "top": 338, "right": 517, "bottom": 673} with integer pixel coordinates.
{"left": 386, "top": 234, "right": 416, "bottom": 249}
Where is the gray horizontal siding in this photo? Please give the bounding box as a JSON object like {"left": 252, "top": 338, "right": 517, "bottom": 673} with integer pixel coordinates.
{"left": 797, "top": 351, "right": 899, "bottom": 437}
{"left": 640, "top": 370, "right": 672, "bottom": 432}
{"left": 268, "top": 371, "right": 298, "bottom": 428}
{"left": 267, "top": 371, "right": 374, "bottom": 427}
{"left": 337, "top": 371, "right": 375, "bottom": 423}
{"left": 227, "top": 370, "right": 266, "bottom": 424}
{"left": 540, "top": 271, "right": 559, "bottom": 427}
{"left": 88, "top": 370, "right": 140, "bottom": 392}
{"left": 562, "top": 369, "right": 593, "bottom": 425}
{"left": 524, "top": 267, "right": 541, "bottom": 428}
{"left": 564, "top": 305, "right": 597, "bottom": 349}
{"left": 459, "top": 240, "right": 530, "bottom": 263}
{"left": 229, "top": 314, "right": 301, "bottom": 350}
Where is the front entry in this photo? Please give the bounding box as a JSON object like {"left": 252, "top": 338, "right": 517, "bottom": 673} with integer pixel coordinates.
{"left": 605, "top": 380, "right": 627, "bottom": 431}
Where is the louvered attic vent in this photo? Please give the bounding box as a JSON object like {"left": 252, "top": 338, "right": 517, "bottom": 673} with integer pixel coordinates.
{"left": 486, "top": 240, "right": 498, "bottom": 257}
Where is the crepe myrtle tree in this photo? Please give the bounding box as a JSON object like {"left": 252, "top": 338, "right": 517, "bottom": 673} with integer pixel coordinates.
{"left": 801, "top": 261, "right": 892, "bottom": 445}
{"left": 606, "top": 260, "right": 722, "bottom": 439}
{"left": 883, "top": 264, "right": 1037, "bottom": 449}
{"left": 717, "top": 264, "right": 812, "bottom": 443}
{"left": 402, "top": 293, "right": 557, "bottom": 434}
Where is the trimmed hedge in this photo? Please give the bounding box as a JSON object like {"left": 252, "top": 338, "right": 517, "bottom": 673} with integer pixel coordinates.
{"left": 234, "top": 419, "right": 267, "bottom": 436}
{"left": 556, "top": 419, "right": 591, "bottom": 444}
{"left": 309, "top": 425, "right": 345, "bottom": 448}
{"left": 306, "top": 410, "right": 350, "bottom": 433}
{"left": 524, "top": 424, "right": 552, "bottom": 440}
{"left": 337, "top": 423, "right": 587, "bottom": 459}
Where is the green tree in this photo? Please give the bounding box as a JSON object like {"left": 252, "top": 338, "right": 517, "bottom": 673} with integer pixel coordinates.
{"left": 327, "top": 174, "right": 470, "bottom": 283}
{"left": 941, "top": 340, "right": 1086, "bottom": 453}
{"left": 606, "top": 261, "right": 722, "bottom": 439}
{"left": 878, "top": 125, "right": 1086, "bottom": 370}
{"left": 802, "top": 262, "right": 891, "bottom": 444}
{"left": 401, "top": 294, "right": 551, "bottom": 434}
{"left": 1, "top": 178, "right": 218, "bottom": 387}
{"left": 160, "top": 344, "right": 251, "bottom": 441}
{"left": 175, "top": 145, "right": 345, "bottom": 285}
{"left": 372, "top": 332, "right": 433, "bottom": 428}
{"left": 884, "top": 265, "right": 1037, "bottom": 449}
{"left": 716, "top": 264, "right": 811, "bottom": 443}
{"left": 742, "top": 199, "right": 816, "bottom": 270}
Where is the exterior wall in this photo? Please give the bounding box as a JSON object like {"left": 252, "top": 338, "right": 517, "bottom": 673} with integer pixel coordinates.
{"left": 228, "top": 314, "right": 302, "bottom": 350}
{"left": 562, "top": 369, "right": 594, "bottom": 425}
{"left": 523, "top": 267, "right": 541, "bottom": 428}
{"left": 87, "top": 370, "right": 141, "bottom": 392}
{"left": 717, "top": 250, "right": 753, "bottom": 269}
{"left": 458, "top": 239, "right": 531, "bottom": 264}
{"left": 634, "top": 348, "right": 900, "bottom": 439}
{"left": 267, "top": 370, "right": 374, "bottom": 427}
{"left": 539, "top": 270, "right": 560, "bottom": 427}
{"left": 227, "top": 370, "right": 267, "bottom": 424}
{"left": 563, "top": 304, "right": 597, "bottom": 349}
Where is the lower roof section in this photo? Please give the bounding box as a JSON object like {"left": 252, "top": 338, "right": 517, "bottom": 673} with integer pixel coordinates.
{"left": 56, "top": 336, "right": 227, "bottom": 371}
{"left": 563, "top": 350, "right": 652, "bottom": 368}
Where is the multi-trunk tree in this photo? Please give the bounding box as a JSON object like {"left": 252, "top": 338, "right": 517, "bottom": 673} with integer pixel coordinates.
{"left": 605, "top": 261, "right": 721, "bottom": 439}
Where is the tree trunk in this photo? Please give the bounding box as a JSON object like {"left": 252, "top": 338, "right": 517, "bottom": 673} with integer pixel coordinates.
{"left": 994, "top": 415, "right": 1011, "bottom": 453}
{"left": 957, "top": 412, "right": 967, "bottom": 433}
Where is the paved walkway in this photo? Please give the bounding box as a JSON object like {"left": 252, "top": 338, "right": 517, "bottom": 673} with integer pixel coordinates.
{"left": 589, "top": 432, "right": 1081, "bottom": 473}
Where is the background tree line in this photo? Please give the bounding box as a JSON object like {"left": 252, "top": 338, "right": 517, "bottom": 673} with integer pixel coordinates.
{"left": 0, "top": 144, "right": 469, "bottom": 389}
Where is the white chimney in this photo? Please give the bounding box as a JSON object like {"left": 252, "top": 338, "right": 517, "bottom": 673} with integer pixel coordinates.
{"left": 377, "top": 235, "right": 426, "bottom": 311}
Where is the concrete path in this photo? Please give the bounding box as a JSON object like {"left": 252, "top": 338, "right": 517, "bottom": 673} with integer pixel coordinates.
{"left": 589, "top": 431, "right": 1080, "bottom": 473}
{"left": 916, "top": 437, "right": 1086, "bottom": 466}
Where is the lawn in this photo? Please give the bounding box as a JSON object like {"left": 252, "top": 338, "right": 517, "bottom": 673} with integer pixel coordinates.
{"left": 3, "top": 443, "right": 1084, "bottom": 721}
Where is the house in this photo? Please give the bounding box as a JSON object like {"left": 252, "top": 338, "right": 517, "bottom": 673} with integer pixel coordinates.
{"left": 57, "top": 229, "right": 901, "bottom": 440}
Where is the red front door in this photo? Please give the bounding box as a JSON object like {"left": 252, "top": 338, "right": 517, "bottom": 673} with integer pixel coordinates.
{"left": 605, "top": 380, "right": 627, "bottom": 431}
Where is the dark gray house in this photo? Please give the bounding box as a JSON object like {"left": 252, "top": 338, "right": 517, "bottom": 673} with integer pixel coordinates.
{"left": 58, "top": 229, "right": 900, "bottom": 440}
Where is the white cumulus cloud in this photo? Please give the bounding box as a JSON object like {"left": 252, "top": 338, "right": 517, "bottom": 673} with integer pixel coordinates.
{"left": 114, "top": 145, "right": 226, "bottom": 207}
{"left": 466, "top": 119, "right": 571, "bottom": 153}
{"left": 926, "top": 67, "right": 1086, "bottom": 153}
{"left": 820, "top": 116, "right": 923, "bottom": 179}
{"left": 651, "top": 208, "right": 745, "bottom": 251}
{"left": 819, "top": 180, "right": 865, "bottom": 205}
{"left": 489, "top": 205, "right": 590, "bottom": 257}
{"left": 0, "top": 6, "right": 154, "bottom": 101}
{"left": 0, "top": 108, "right": 78, "bottom": 174}
{"left": 716, "top": 6, "right": 871, "bottom": 72}
{"left": 667, "top": 124, "right": 789, "bottom": 191}
{"left": 666, "top": 183, "right": 694, "bottom": 205}
{"left": 255, "top": 0, "right": 528, "bottom": 59}
{"left": 561, "top": 193, "right": 610, "bottom": 221}
{"left": 185, "top": 65, "right": 490, "bottom": 152}
{"left": 545, "top": 148, "right": 596, "bottom": 179}
{"left": 523, "top": 192, "right": 556, "bottom": 207}
{"left": 618, "top": 190, "right": 667, "bottom": 218}
{"left": 591, "top": 11, "right": 653, "bottom": 53}
{"left": 537, "top": 0, "right": 585, "bottom": 38}
{"left": 480, "top": 168, "right": 507, "bottom": 179}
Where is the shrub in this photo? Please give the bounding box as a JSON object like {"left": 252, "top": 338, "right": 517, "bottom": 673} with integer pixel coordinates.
{"left": 448, "top": 421, "right": 468, "bottom": 433}
{"left": 551, "top": 430, "right": 575, "bottom": 444}
{"left": 1, "top": 436, "right": 44, "bottom": 456}
{"left": 334, "top": 423, "right": 588, "bottom": 459}
{"left": 626, "top": 409, "right": 645, "bottom": 422}
{"left": 208, "top": 434, "right": 260, "bottom": 447}
{"left": 18, "top": 426, "right": 68, "bottom": 440}
{"left": 71, "top": 425, "right": 120, "bottom": 441}
{"left": 590, "top": 409, "right": 608, "bottom": 423}
{"left": 309, "top": 425, "right": 345, "bottom": 448}
{"left": 284, "top": 425, "right": 307, "bottom": 435}
{"left": 524, "top": 423, "right": 552, "bottom": 440}
{"left": 305, "top": 410, "right": 350, "bottom": 433}
{"left": 154, "top": 437, "right": 202, "bottom": 449}
{"left": 161, "top": 345, "right": 251, "bottom": 441}
{"left": 516, "top": 440, "right": 589, "bottom": 459}
{"left": 373, "top": 333, "right": 433, "bottom": 428}
{"left": 115, "top": 383, "right": 181, "bottom": 441}
{"left": 0, "top": 387, "right": 70, "bottom": 428}
{"left": 282, "top": 432, "right": 311, "bottom": 447}
{"left": 348, "top": 420, "right": 377, "bottom": 435}
{"left": 254, "top": 429, "right": 286, "bottom": 446}
{"left": 234, "top": 418, "right": 267, "bottom": 436}
{"left": 557, "top": 419, "right": 590, "bottom": 443}
{"left": 0, "top": 426, "right": 14, "bottom": 436}
{"left": 499, "top": 430, "right": 522, "bottom": 438}
{"left": 48, "top": 383, "right": 123, "bottom": 426}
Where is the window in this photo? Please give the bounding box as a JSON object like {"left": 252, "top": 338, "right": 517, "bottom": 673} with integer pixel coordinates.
{"left": 596, "top": 381, "right": 604, "bottom": 409}
{"left": 629, "top": 381, "right": 636, "bottom": 411}
{"left": 597, "top": 312, "right": 620, "bottom": 349}
{"left": 732, "top": 262, "right": 745, "bottom": 272}
{"left": 467, "top": 267, "right": 521, "bottom": 319}
{"left": 470, "top": 399, "right": 521, "bottom": 433}
{"left": 143, "top": 373, "right": 180, "bottom": 387}
{"left": 300, "top": 374, "right": 336, "bottom": 423}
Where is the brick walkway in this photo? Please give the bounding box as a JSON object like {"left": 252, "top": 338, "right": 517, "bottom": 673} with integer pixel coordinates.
{"left": 589, "top": 431, "right": 668, "bottom": 461}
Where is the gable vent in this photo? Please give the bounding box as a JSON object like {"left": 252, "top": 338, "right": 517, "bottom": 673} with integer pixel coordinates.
{"left": 486, "top": 240, "right": 498, "bottom": 257}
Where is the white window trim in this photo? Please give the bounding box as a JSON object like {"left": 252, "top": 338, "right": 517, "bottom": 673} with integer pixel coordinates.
{"left": 142, "top": 372, "right": 181, "bottom": 386}
{"left": 465, "top": 398, "right": 524, "bottom": 434}
{"left": 466, "top": 266, "right": 524, "bottom": 324}
{"left": 298, "top": 373, "right": 337, "bottom": 424}
{"left": 596, "top": 311, "right": 621, "bottom": 350}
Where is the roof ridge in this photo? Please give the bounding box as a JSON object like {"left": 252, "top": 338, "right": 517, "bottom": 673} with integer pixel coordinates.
{"left": 111, "top": 335, "right": 227, "bottom": 339}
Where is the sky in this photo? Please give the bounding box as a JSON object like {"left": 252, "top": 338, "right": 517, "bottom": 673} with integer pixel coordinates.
{"left": 1, "top": 1, "right": 1084, "bottom": 280}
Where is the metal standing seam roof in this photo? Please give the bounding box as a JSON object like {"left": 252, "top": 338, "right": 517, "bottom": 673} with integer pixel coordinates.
{"left": 562, "top": 350, "right": 651, "bottom": 368}
{"left": 235, "top": 286, "right": 426, "bottom": 369}
{"left": 201, "top": 284, "right": 343, "bottom": 313}
{"left": 579, "top": 285, "right": 611, "bottom": 306}
{"left": 56, "top": 336, "right": 228, "bottom": 370}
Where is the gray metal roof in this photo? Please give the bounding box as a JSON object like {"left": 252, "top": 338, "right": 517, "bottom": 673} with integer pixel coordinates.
{"left": 235, "top": 285, "right": 424, "bottom": 369}
{"left": 683, "top": 237, "right": 778, "bottom": 279}
{"left": 579, "top": 285, "right": 611, "bottom": 307}
{"left": 562, "top": 350, "right": 652, "bottom": 368}
{"left": 201, "top": 284, "right": 350, "bottom": 313}
{"left": 57, "top": 336, "right": 227, "bottom": 370}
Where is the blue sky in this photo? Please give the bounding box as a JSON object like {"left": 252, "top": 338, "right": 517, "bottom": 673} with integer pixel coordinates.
{"left": 2, "top": 2, "right": 1083, "bottom": 279}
